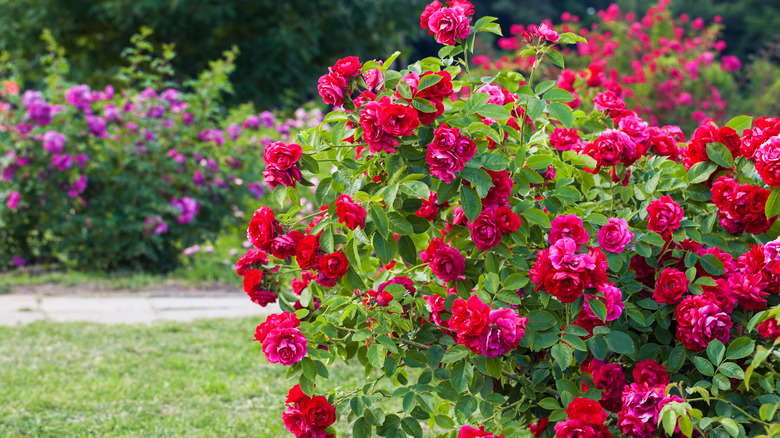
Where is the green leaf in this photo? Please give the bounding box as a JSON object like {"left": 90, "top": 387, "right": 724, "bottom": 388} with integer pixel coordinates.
{"left": 694, "top": 356, "right": 714, "bottom": 376}
{"left": 368, "top": 344, "right": 387, "bottom": 368}
{"left": 397, "top": 235, "right": 417, "bottom": 265}
{"left": 562, "top": 334, "right": 587, "bottom": 352}
{"left": 543, "top": 88, "right": 574, "bottom": 102}
{"left": 548, "top": 102, "right": 574, "bottom": 128}
{"left": 373, "top": 232, "right": 397, "bottom": 265}
{"left": 319, "top": 226, "right": 335, "bottom": 253}
{"left": 706, "top": 142, "right": 734, "bottom": 168}
{"left": 523, "top": 208, "right": 551, "bottom": 228}
{"left": 451, "top": 362, "right": 473, "bottom": 393}
{"left": 726, "top": 337, "right": 755, "bottom": 360}
{"left": 526, "top": 98, "right": 546, "bottom": 119}
{"left": 526, "top": 154, "right": 554, "bottom": 169}
{"left": 387, "top": 212, "right": 413, "bottom": 235}
{"left": 353, "top": 417, "right": 372, "bottom": 438}
{"left": 699, "top": 254, "right": 725, "bottom": 276}
{"left": 544, "top": 49, "right": 564, "bottom": 68}
{"left": 767, "top": 188, "right": 780, "bottom": 219}
{"left": 551, "top": 343, "right": 573, "bottom": 370}
{"left": 485, "top": 356, "right": 503, "bottom": 379}
{"left": 538, "top": 397, "right": 561, "bottom": 410}
{"left": 587, "top": 299, "right": 608, "bottom": 323}
{"left": 464, "top": 92, "right": 490, "bottom": 116}
{"left": 718, "top": 362, "right": 745, "bottom": 379}
{"left": 397, "top": 81, "right": 413, "bottom": 100}
{"left": 412, "top": 97, "right": 437, "bottom": 113}
{"left": 460, "top": 186, "right": 481, "bottom": 222}
{"left": 719, "top": 418, "right": 740, "bottom": 438}
{"left": 724, "top": 115, "right": 752, "bottom": 133}
{"left": 589, "top": 337, "right": 608, "bottom": 360}
{"left": 476, "top": 104, "right": 511, "bottom": 120}
{"left": 370, "top": 205, "right": 390, "bottom": 238}
{"left": 467, "top": 121, "right": 502, "bottom": 144}
{"left": 461, "top": 168, "right": 494, "bottom": 197}
{"left": 441, "top": 345, "right": 470, "bottom": 363}
{"left": 687, "top": 161, "right": 718, "bottom": 184}
{"left": 707, "top": 339, "right": 725, "bottom": 365}
{"left": 605, "top": 331, "right": 636, "bottom": 358}
{"left": 401, "top": 180, "right": 430, "bottom": 198}
{"left": 662, "top": 409, "right": 677, "bottom": 436}
{"left": 417, "top": 73, "right": 442, "bottom": 92}
{"left": 668, "top": 345, "right": 686, "bottom": 372}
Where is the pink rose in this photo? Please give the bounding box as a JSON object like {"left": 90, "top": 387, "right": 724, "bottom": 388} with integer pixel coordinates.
{"left": 549, "top": 238, "right": 596, "bottom": 272}
{"left": 470, "top": 209, "right": 503, "bottom": 250}
{"left": 597, "top": 217, "right": 634, "bottom": 253}
{"left": 317, "top": 69, "right": 348, "bottom": 107}
{"left": 427, "top": 7, "right": 470, "bottom": 46}
{"left": 550, "top": 127, "right": 581, "bottom": 151}
{"left": 332, "top": 56, "right": 362, "bottom": 77}
{"left": 481, "top": 308, "right": 528, "bottom": 357}
{"left": 632, "top": 360, "right": 669, "bottom": 387}
{"left": 6, "top": 191, "right": 20, "bottom": 210}
{"left": 549, "top": 215, "right": 589, "bottom": 249}
{"left": 429, "top": 240, "right": 466, "bottom": 282}
{"left": 585, "top": 282, "right": 624, "bottom": 321}
{"left": 755, "top": 136, "right": 780, "bottom": 187}
{"left": 264, "top": 141, "right": 302, "bottom": 171}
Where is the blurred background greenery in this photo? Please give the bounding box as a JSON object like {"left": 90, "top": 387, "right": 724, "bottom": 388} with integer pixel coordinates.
{"left": 2, "top": 0, "right": 778, "bottom": 110}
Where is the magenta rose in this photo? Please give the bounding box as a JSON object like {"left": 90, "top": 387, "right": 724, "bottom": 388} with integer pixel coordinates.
{"left": 335, "top": 194, "right": 366, "bottom": 230}
{"left": 332, "top": 56, "right": 362, "bottom": 77}
{"left": 429, "top": 241, "right": 466, "bottom": 282}
{"left": 632, "top": 360, "right": 669, "bottom": 387}
{"left": 549, "top": 214, "right": 590, "bottom": 249}
{"left": 470, "top": 209, "right": 503, "bottom": 250}
{"left": 264, "top": 141, "right": 302, "bottom": 171}
{"left": 427, "top": 147, "right": 462, "bottom": 183}
{"left": 317, "top": 69, "right": 347, "bottom": 107}
{"left": 380, "top": 102, "right": 420, "bottom": 137}
{"left": 449, "top": 295, "right": 490, "bottom": 353}
{"left": 261, "top": 325, "right": 306, "bottom": 365}
{"left": 587, "top": 360, "right": 626, "bottom": 412}
{"left": 597, "top": 217, "right": 634, "bottom": 253}
{"left": 494, "top": 206, "right": 522, "bottom": 233}
{"left": 584, "top": 282, "right": 624, "bottom": 321}
{"left": 550, "top": 127, "right": 581, "bottom": 151}
{"left": 427, "top": 7, "right": 470, "bottom": 46}
{"left": 481, "top": 308, "right": 528, "bottom": 357}
{"left": 755, "top": 136, "right": 780, "bottom": 187}
{"left": 594, "top": 129, "right": 634, "bottom": 167}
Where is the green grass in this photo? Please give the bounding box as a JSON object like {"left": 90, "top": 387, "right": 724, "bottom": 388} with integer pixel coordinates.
{"left": 0, "top": 317, "right": 372, "bottom": 437}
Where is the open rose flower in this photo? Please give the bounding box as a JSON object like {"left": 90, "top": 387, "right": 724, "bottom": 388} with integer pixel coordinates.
{"left": 647, "top": 195, "right": 684, "bottom": 234}
{"left": 335, "top": 194, "right": 366, "bottom": 230}
{"left": 598, "top": 218, "right": 634, "bottom": 253}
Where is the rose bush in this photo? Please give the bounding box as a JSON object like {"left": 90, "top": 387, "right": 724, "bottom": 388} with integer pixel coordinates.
{"left": 238, "top": 2, "right": 780, "bottom": 437}
{"left": 0, "top": 29, "right": 321, "bottom": 271}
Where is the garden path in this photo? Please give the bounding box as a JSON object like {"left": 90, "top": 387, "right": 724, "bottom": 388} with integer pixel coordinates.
{"left": 0, "top": 292, "right": 279, "bottom": 326}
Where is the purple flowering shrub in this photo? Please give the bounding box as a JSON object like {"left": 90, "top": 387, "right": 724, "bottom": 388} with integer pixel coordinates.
{"left": 0, "top": 30, "right": 320, "bottom": 271}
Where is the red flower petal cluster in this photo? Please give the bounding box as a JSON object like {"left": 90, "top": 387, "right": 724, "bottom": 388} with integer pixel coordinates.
{"left": 282, "top": 385, "right": 335, "bottom": 438}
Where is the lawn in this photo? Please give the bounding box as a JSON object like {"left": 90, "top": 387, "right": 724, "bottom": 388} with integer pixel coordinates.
{"left": 0, "top": 317, "right": 370, "bottom": 437}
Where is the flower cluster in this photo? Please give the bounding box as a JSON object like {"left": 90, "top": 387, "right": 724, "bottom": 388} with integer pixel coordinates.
{"left": 420, "top": 0, "right": 474, "bottom": 46}
{"left": 282, "top": 385, "right": 335, "bottom": 438}
{"left": 447, "top": 295, "right": 528, "bottom": 357}
{"left": 334, "top": 194, "right": 366, "bottom": 230}
{"left": 617, "top": 360, "right": 679, "bottom": 438}
{"left": 469, "top": 205, "right": 522, "bottom": 250}
{"left": 422, "top": 237, "right": 466, "bottom": 282}
{"left": 426, "top": 123, "right": 476, "bottom": 183}
{"left": 263, "top": 141, "right": 303, "bottom": 188}
{"left": 681, "top": 123, "right": 740, "bottom": 170}
{"left": 711, "top": 175, "right": 775, "bottom": 234}
{"left": 458, "top": 425, "right": 504, "bottom": 438}
{"left": 254, "top": 312, "right": 307, "bottom": 366}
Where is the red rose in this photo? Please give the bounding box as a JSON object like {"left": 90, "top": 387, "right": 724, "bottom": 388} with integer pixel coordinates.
{"left": 543, "top": 268, "right": 589, "bottom": 303}
{"left": 286, "top": 383, "right": 309, "bottom": 405}
{"left": 236, "top": 248, "right": 269, "bottom": 275}
{"left": 652, "top": 267, "right": 689, "bottom": 305}
{"left": 431, "top": 123, "right": 460, "bottom": 150}
{"left": 449, "top": 295, "right": 490, "bottom": 353}
{"left": 332, "top": 56, "right": 362, "bottom": 77}
{"left": 264, "top": 141, "right": 302, "bottom": 171}
{"left": 470, "top": 209, "right": 503, "bottom": 250}
{"left": 301, "top": 395, "right": 336, "bottom": 430}
{"left": 718, "top": 126, "right": 741, "bottom": 157}
{"left": 427, "top": 147, "right": 462, "bottom": 183}
{"left": 646, "top": 195, "right": 683, "bottom": 234}
{"left": 380, "top": 102, "right": 420, "bottom": 137}
{"left": 319, "top": 251, "right": 349, "bottom": 279}
{"left": 420, "top": 1, "right": 443, "bottom": 31}
{"left": 593, "top": 90, "right": 626, "bottom": 115}
{"left": 632, "top": 359, "right": 669, "bottom": 387}
{"left": 416, "top": 191, "right": 439, "bottom": 221}
{"left": 549, "top": 214, "right": 589, "bottom": 249}
{"left": 244, "top": 269, "right": 263, "bottom": 293}
{"left": 247, "top": 206, "right": 281, "bottom": 251}
{"left": 458, "top": 425, "right": 503, "bottom": 438}
{"left": 263, "top": 165, "right": 302, "bottom": 188}
{"left": 335, "top": 194, "right": 366, "bottom": 230}
{"left": 565, "top": 397, "right": 609, "bottom": 425}
{"left": 529, "top": 418, "right": 548, "bottom": 437}
{"left": 483, "top": 169, "right": 513, "bottom": 208}
{"left": 419, "top": 71, "right": 454, "bottom": 99}
{"left": 593, "top": 129, "right": 633, "bottom": 167}
{"left": 587, "top": 360, "right": 626, "bottom": 412}
{"left": 296, "top": 234, "right": 321, "bottom": 270}
{"left": 453, "top": 135, "right": 477, "bottom": 162}
{"left": 711, "top": 176, "right": 738, "bottom": 208}
{"left": 317, "top": 70, "right": 347, "bottom": 107}
{"left": 758, "top": 318, "right": 780, "bottom": 340}
{"left": 494, "top": 206, "right": 521, "bottom": 233}
{"left": 755, "top": 136, "right": 780, "bottom": 187}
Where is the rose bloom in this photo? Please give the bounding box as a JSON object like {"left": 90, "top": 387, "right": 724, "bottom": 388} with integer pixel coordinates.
{"left": 494, "top": 206, "right": 521, "bottom": 233}
{"left": 254, "top": 311, "right": 300, "bottom": 343}
{"left": 729, "top": 271, "right": 769, "bottom": 311}
{"left": 598, "top": 217, "right": 634, "bottom": 253}
{"left": 6, "top": 191, "right": 20, "bottom": 210}
{"left": 470, "top": 209, "right": 503, "bottom": 250}
{"left": 481, "top": 308, "right": 528, "bottom": 357}
{"left": 295, "top": 234, "right": 321, "bottom": 270}
{"left": 755, "top": 136, "right": 780, "bottom": 187}
{"left": 550, "top": 127, "right": 581, "bottom": 151}
{"left": 380, "top": 102, "right": 420, "bottom": 137}
{"left": 594, "top": 129, "right": 634, "bottom": 167}
{"left": 593, "top": 90, "right": 626, "bottom": 114}
{"left": 676, "top": 300, "right": 732, "bottom": 351}
{"left": 317, "top": 69, "right": 347, "bottom": 107}
{"left": 549, "top": 238, "right": 596, "bottom": 272}
{"left": 449, "top": 295, "right": 491, "bottom": 353}
{"left": 261, "top": 327, "right": 307, "bottom": 365}
{"left": 335, "top": 194, "right": 366, "bottom": 230}
{"left": 319, "top": 251, "right": 349, "bottom": 279}
{"left": 758, "top": 318, "right": 780, "bottom": 340}
{"left": 529, "top": 418, "right": 549, "bottom": 438}
{"left": 483, "top": 169, "right": 513, "bottom": 208}
{"left": 587, "top": 360, "right": 626, "bottom": 412}
{"left": 544, "top": 268, "right": 590, "bottom": 303}
{"left": 632, "top": 360, "right": 669, "bottom": 387}
{"left": 429, "top": 241, "right": 466, "bottom": 282}
{"left": 247, "top": 206, "right": 281, "bottom": 251}
{"left": 236, "top": 248, "right": 269, "bottom": 275}
{"left": 458, "top": 425, "right": 504, "bottom": 438}
{"left": 646, "top": 195, "right": 684, "bottom": 234}
{"left": 416, "top": 191, "right": 439, "bottom": 221}
{"left": 264, "top": 141, "right": 302, "bottom": 170}
{"left": 427, "top": 7, "right": 471, "bottom": 46}
{"left": 332, "top": 56, "right": 362, "bottom": 77}
{"left": 427, "top": 147, "right": 462, "bottom": 183}
{"left": 652, "top": 267, "right": 689, "bottom": 305}
{"left": 270, "top": 231, "right": 304, "bottom": 260}
{"left": 549, "top": 215, "right": 590, "bottom": 249}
